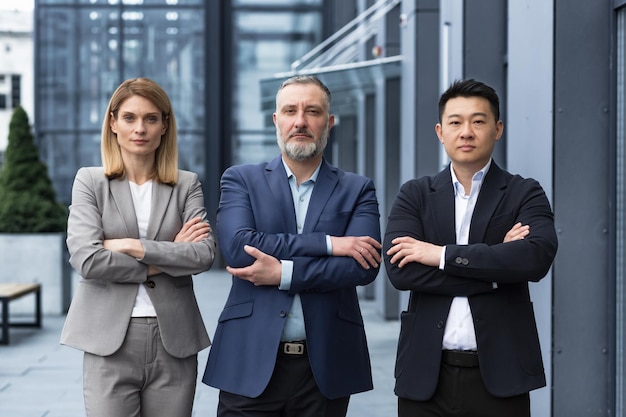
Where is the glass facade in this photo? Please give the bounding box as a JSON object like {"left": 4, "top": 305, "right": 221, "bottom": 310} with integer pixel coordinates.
{"left": 36, "top": 0, "right": 205, "bottom": 204}
{"left": 230, "top": 1, "right": 322, "bottom": 164}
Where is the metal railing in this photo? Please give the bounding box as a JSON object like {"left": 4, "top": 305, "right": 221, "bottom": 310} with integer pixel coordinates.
{"left": 290, "top": 0, "right": 401, "bottom": 73}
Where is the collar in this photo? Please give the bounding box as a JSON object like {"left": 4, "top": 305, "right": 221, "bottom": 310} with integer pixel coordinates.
{"left": 450, "top": 159, "right": 492, "bottom": 196}
{"left": 281, "top": 158, "right": 322, "bottom": 184}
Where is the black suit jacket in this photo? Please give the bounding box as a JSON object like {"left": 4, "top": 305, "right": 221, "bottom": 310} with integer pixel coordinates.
{"left": 383, "top": 162, "right": 558, "bottom": 400}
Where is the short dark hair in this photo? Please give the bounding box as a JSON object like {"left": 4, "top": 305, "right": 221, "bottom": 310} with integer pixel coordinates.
{"left": 438, "top": 79, "right": 500, "bottom": 122}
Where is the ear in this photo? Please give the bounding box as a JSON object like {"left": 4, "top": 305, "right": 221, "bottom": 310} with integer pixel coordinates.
{"left": 328, "top": 114, "right": 335, "bottom": 130}
{"left": 161, "top": 116, "right": 168, "bottom": 135}
{"left": 109, "top": 112, "right": 117, "bottom": 134}
{"left": 435, "top": 123, "right": 444, "bottom": 143}
{"left": 495, "top": 120, "right": 504, "bottom": 141}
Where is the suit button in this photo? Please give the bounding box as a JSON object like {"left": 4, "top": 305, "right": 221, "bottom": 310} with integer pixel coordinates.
{"left": 279, "top": 311, "right": 287, "bottom": 318}
{"left": 455, "top": 257, "right": 463, "bottom": 264}
{"left": 437, "top": 321, "right": 445, "bottom": 329}
{"left": 145, "top": 280, "right": 156, "bottom": 288}
{"left": 462, "top": 258, "right": 469, "bottom": 265}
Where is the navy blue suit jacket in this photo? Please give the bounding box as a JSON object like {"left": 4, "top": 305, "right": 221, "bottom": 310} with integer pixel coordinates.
{"left": 202, "top": 156, "right": 381, "bottom": 399}
{"left": 383, "top": 162, "right": 558, "bottom": 400}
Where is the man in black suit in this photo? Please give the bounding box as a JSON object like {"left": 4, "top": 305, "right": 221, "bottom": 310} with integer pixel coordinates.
{"left": 383, "top": 79, "right": 558, "bottom": 417}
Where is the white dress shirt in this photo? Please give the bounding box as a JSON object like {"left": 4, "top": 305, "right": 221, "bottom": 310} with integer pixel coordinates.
{"left": 440, "top": 160, "right": 491, "bottom": 350}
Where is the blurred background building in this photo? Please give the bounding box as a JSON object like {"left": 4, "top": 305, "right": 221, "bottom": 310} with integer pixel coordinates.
{"left": 0, "top": 0, "right": 619, "bottom": 415}
{"left": 0, "top": 8, "right": 33, "bottom": 162}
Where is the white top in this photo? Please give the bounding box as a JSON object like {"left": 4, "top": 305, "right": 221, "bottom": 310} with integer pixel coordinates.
{"left": 129, "top": 180, "right": 157, "bottom": 317}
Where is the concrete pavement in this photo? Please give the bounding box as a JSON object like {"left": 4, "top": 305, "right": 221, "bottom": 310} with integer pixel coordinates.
{"left": 0, "top": 269, "right": 400, "bottom": 416}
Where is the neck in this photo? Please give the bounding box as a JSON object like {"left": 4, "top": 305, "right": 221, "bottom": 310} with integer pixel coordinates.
{"left": 123, "top": 156, "right": 155, "bottom": 185}
{"left": 283, "top": 154, "right": 322, "bottom": 186}
{"left": 451, "top": 163, "right": 481, "bottom": 194}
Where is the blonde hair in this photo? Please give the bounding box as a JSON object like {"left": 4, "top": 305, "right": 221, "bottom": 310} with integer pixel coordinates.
{"left": 101, "top": 77, "right": 178, "bottom": 184}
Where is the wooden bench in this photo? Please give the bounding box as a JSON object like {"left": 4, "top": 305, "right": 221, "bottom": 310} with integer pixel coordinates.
{"left": 0, "top": 283, "right": 42, "bottom": 345}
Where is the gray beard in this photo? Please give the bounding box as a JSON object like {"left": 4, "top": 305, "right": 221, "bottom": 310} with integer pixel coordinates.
{"left": 277, "top": 128, "right": 328, "bottom": 161}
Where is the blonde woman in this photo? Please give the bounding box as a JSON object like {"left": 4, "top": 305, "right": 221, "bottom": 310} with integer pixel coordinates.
{"left": 61, "top": 77, "right": 216, "bottom": 417}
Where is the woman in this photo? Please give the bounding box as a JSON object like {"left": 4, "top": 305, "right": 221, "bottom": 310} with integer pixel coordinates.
{"left": 61, "top": 77, "right": 216, "bottom": 417}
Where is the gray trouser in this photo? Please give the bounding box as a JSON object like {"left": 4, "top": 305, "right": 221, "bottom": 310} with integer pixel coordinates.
{"left": 83, "top": 317, "right": 197, "bottom": 417}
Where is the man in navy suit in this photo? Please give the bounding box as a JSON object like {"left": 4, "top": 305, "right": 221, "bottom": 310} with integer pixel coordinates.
{"left": 383, "top": 79, "right": 558, "bottom": 417}
{"left": 203, "top": 75, "right": 382, "bottom": 417}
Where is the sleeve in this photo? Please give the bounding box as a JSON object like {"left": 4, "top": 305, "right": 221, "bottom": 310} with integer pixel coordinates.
{"left": 140, "top": 173, "right": 216, "bottom": 277}
{"left": 216, "top": 166, "right": 329, "bottom": 268}
{"left": 217, "top": 166, "right": 381, "bottom": 293}
{"left": 289, "top": 178, "right": 381, "bottom": 293}
{"left": 383, "top": 180, "right": 494, "bottom": 296}
{"left": 66, "top": 168, "right": 148, "bottom": 283}
{"left": 443, "top": 179, "right": 558, "bottom": 284}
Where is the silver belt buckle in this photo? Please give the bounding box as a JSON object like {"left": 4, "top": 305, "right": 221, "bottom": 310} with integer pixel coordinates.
{"left": 283, "top": 342, "right": 305, "bottom": 355}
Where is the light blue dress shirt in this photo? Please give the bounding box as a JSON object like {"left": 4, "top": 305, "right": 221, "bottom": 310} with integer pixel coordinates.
{"left": 278, "top": 160, "right": 332, "bottom": 342}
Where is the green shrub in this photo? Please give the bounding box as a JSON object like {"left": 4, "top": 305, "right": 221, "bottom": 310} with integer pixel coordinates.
{"left": 0, "top": 106, "right": 67, "bottom": 233}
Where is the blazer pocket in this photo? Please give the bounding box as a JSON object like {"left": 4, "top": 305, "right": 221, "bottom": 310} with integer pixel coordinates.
{"left": 218, "top": 300, "right": 253, "bottom": 323}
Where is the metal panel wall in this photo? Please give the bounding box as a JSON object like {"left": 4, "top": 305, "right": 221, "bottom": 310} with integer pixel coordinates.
{"left": 553, "top": 0, "right": 613, "bottom": 415}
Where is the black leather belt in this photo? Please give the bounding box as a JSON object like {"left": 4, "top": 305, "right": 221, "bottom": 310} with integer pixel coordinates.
{"left": 279, "top": 341, "right": 307, "bottom": 356}
{"left": 442, "top": 350, "right": 479, "bottom": 367}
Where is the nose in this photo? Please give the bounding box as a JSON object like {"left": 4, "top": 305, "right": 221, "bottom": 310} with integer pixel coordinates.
{"left": 133, "top": 120, "right": 147, "bottom": 133}
{"left": 294, "top": 110, "right": 307, "bottom": 128}
{"left": 460, "top": 122, "right": 474, "bottom": 138}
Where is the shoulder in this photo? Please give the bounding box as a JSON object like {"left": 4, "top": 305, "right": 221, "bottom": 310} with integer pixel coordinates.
{"left": 176, "top": 169, "right": 199, "bottom": 184}
{"left": 223, "top": 160, "right": 274, "bottom": 180}
{"left": 74, "top": 166, "right": 106, "bottom": 185}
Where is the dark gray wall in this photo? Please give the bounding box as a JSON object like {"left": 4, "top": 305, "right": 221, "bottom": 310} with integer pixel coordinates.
{"left": 205, "top": 1, "right": 233, "bottom": 267}
{"left": 552, "top": 0, "right": 613, "bottom": 415}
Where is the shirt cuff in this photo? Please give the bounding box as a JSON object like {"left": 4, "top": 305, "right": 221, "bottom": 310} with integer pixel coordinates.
{"left": 325, "top": 235, "right": 333, "bottom": 256}
{"left": 279, "top": 260, "right": 294, "bottom": 290}
{"left": 439, "top": 246, "right": 446, "bottom": 270}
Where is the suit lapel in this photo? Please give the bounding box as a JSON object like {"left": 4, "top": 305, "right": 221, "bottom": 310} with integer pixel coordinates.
{"left": 303, "top": 160, "right": 337, "bottom": 233}
{"left": 469, "top": 163, "right": 507, "bottom": 243}
{"left": 147, "top": 181, "right": 173, "bottom": 240}
{"left": 430, "top": 167, "right": 456, "bottom": 244}
{"left": 110, "top": 178, "right": 140, "bottom": 238}
{"left": 265, "top": 156, "right": 298, "bottom": 233}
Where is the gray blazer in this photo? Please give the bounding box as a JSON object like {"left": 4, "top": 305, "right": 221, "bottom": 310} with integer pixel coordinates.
{"left": 60, "top": 167, "right": 216, "bottom": 358}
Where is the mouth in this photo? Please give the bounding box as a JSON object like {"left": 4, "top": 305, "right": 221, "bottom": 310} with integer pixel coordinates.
{"left": 289, "top": 131, "right": 313, "bottom": 140}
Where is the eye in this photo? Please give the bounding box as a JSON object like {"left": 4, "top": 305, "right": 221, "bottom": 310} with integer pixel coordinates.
{"left": 146, "top": 116, "right": 158, "bottom": 123}
{"left": 307, "top": 109, "right": 320, "bottom": 115}
{"left": 123, "top": 115, "right": 134, "bottom": 122}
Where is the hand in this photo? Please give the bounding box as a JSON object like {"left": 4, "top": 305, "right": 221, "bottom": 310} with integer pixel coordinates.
{"left": 226, "top": 245, "right": 282, "bottom": 286}
{"left": 504, "top": 222, "right": 529, "bottom": 243}
{"left": 174, "top": 217, "right": 211, "bottom": 243}
{"left": 386, "top": 236, "right": 442, "bottom": 268}
{"left": 329, "top": 236, "right": 382, "bottom": 269}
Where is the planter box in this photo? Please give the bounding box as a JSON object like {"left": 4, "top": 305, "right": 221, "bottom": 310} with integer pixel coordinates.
{"left": 0, "top": 233, "right": 71, "bottom": 315}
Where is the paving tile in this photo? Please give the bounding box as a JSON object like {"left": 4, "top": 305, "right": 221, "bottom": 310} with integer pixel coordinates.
{"left": 0, "top": 269, "right": 400, "bottom": 417}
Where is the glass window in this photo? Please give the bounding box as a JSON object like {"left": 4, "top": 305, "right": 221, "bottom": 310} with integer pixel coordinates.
{"left": 231, "top": 6, "right": 322, "bottom": 164}
{"left": 36, "top": 2, "right": 205, "bottom": 204}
